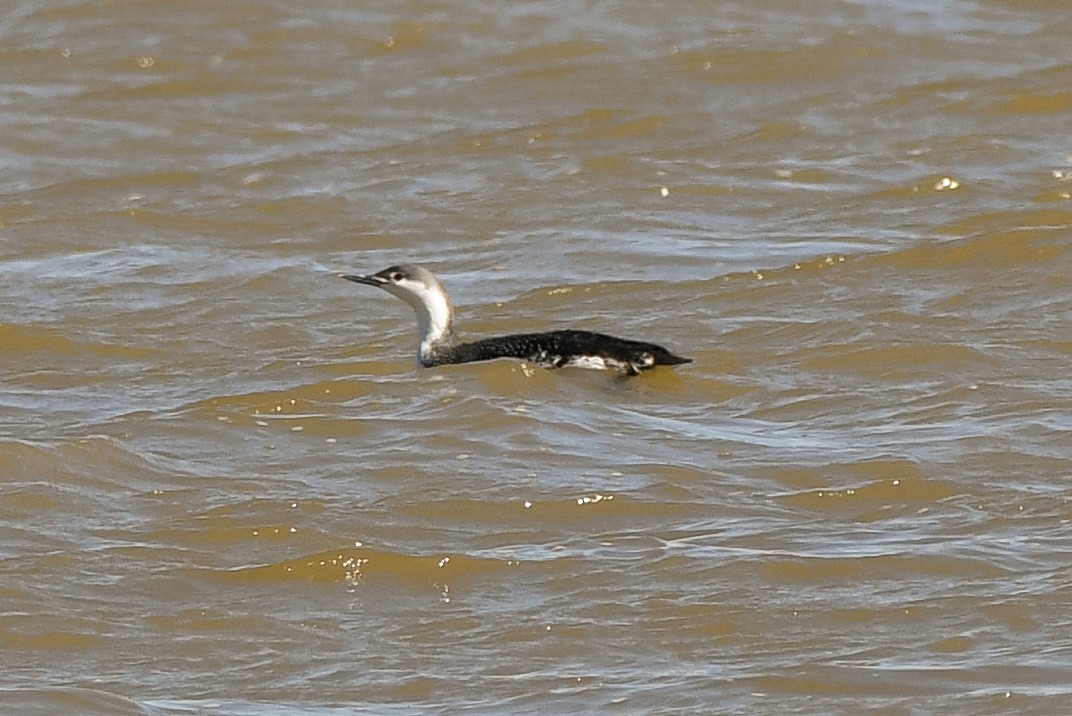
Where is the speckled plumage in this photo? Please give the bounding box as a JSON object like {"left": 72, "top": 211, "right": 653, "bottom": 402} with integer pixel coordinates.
{"left": 432, "top": 329, "right": 689, "bottom": 375}
{"left": 342, "top": 265, "right": 691, "bottom": 375}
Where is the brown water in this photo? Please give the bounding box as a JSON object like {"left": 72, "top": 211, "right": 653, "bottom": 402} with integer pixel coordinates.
{"left": 2, "top": 1, "right": 1071, "bottom": 713}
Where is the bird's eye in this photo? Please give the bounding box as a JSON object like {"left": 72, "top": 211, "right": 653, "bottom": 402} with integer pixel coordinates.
{"left": 390, "top": 272, "right": 403, "bottom": 282}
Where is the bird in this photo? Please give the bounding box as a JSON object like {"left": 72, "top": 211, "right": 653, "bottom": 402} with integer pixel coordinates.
{"left": 341, "top": 264, "right": 691, "bottom": 376}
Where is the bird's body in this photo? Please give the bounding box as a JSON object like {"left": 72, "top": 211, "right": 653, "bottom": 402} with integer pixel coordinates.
{"left": 342, "top": 265, "right": 691, "bottom": 376}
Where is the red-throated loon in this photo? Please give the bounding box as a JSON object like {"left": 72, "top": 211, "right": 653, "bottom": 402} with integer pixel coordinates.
{"left": 342, "top": 265, "right": 691, "bottom": 376}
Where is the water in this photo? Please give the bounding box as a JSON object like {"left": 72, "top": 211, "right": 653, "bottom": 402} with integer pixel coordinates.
{"left": 2, "top": 1, "right": 1071, "bottom": 713}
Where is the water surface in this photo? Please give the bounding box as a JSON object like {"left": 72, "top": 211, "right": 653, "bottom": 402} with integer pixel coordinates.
{"left": 2, "top": 1, "right": 1071, "bottom": 713}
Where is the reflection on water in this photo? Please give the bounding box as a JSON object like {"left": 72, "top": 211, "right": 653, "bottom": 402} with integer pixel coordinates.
{"left": 2, "top": 0, "right": 1071, "bottom": 712}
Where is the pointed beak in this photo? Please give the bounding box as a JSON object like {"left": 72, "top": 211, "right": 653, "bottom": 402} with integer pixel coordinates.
{"left": 341, "top": 273, "right": 386, "bottom": 288}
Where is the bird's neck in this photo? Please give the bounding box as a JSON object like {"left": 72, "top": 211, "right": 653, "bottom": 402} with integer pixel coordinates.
{"left": 412, "top": 290, "right": 455, "bottom": 365}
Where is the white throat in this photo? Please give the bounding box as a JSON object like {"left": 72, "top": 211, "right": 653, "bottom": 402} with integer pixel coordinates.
{"left": 389, "top": 280, "right": 453, "bottom": 364}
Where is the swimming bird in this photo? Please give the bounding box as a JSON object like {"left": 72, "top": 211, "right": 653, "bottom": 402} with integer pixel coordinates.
{"left": 341, "top": 265, "right": 691, "bottom": 376}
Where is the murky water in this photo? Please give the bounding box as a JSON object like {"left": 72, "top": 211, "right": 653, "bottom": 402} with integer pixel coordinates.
{"left": 2, "top": 1, "right": 1071, "bottom": 713}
